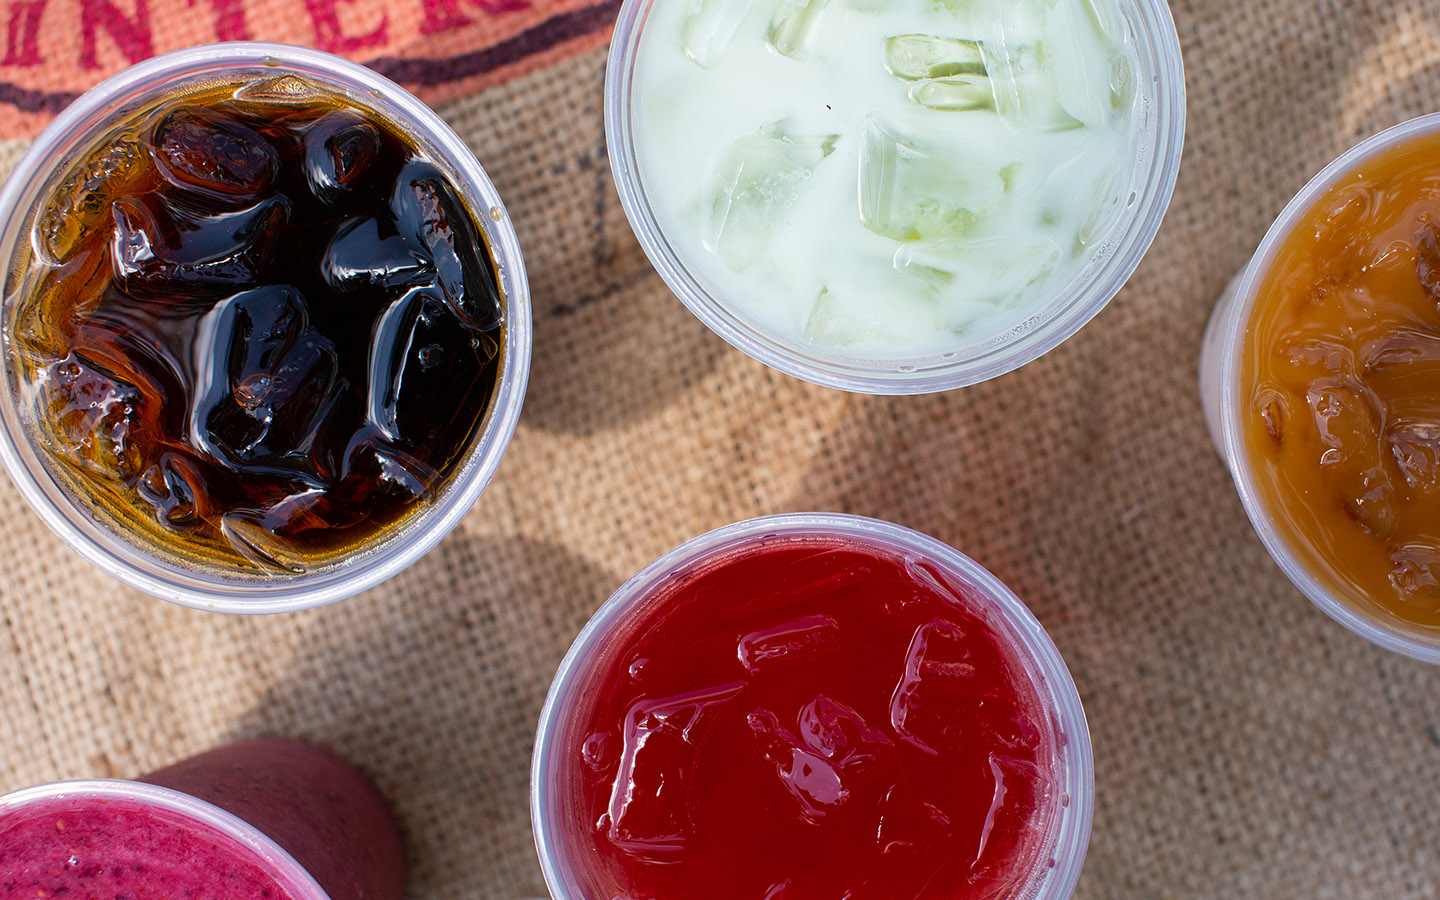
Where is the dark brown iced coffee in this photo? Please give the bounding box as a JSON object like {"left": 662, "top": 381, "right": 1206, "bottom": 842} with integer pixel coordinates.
{"left": 9, "top": 75, "right": 504, "bottom": 573}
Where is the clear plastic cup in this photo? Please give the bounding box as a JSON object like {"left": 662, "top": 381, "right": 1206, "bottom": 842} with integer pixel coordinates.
{"left": 0, "top": 42, "right": 531, "bottom": 613}
{"left": 605, "top": 0, "right": 1186, "bottom": 394}
{"left": 1199, "top": 114, "right": 1440, "bottom": 663}
{"left": 0, "top": 739, "right": 405, "bottom": 900}
{"left": 532, "top": 512, "right": 1094, "bottom": 900}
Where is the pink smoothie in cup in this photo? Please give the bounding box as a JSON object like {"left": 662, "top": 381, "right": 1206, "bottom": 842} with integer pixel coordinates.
{"left": 0, "top": 740, "right": 404, "bottom": 900}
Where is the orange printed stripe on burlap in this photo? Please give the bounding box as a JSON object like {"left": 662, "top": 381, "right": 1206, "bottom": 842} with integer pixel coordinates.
{"left": 0, "top": 0, "right": 619, "bottom": 139}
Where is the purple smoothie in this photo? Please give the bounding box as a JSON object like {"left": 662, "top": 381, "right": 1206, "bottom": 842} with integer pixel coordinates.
{"left": 0, "top": 796, "right": 301, "bottom": 900}
{"left": 0, "top": 740, "right": 404, "bottom": 900}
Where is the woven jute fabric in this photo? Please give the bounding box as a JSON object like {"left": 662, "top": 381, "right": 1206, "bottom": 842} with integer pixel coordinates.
{"left": 3, "top": 0, "right": 1440, "bottom": 898}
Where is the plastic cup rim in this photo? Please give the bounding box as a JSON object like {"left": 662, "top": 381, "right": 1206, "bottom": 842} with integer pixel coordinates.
{"left": 0, "top": 41, "right": 532, "bottom": 614}
{"left": 0, "top": 778, "right": 332, "bottom": 900}
{"left": 602, "top": 0, "right": 1187, "bottom": 395}
{"left": 530, "top": 511, "right": 1095, "bottom": 900}
{"left": 1216, "top": 112, "right": 1440, "bottom": 664}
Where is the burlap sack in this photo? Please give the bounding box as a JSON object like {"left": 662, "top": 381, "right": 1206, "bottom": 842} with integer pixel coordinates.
{"left": 2, "top": 0, "right": 1439, "bottom": 897}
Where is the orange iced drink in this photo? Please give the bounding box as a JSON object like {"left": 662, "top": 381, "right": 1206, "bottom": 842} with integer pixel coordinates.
{"left": 1241, "top": 129, "right": 1440, "bottom": 633}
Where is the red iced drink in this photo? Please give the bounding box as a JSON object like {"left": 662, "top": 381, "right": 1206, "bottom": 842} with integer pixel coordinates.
{"left": 0, "top": 740, "right": 404, "bottom": 900}
{"left": 534, "top": 516, "right": 1092, "bottom": 900}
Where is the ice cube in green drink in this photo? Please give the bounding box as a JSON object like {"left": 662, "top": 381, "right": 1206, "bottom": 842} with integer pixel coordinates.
{"left": 884, "top": 34, "right": 987, "bottom": 80}
{"left": 858, "top": 119, "right": 1005, "bottom": 243}
{"left": 702, "top": 122, "right": 840, "bottom": 271}
{"left": 894, "top": 236, "right": 1063, "bottom": 307}
{"left": 682, "top": 0, "right": 758, "bottom": 67}
{"left": 908, "top": 76, "right": 995, "bottom": 111}
{"left": 803, "top": 282, "right": 950, "bottom": 348}
{"left": 768, "top": 0, "right": 829, "bottom": 57}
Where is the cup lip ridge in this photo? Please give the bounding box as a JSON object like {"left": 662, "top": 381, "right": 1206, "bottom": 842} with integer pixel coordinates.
{"left": 0, "top": 777, "right": 332, "bottom": 900}
{"left": 1215, "top": 111, "right": 1440, "bottom": 665}
{"left": 530, "top": 511, "right": 1095, "bottom": 900}
{"left": 0, "top": 40, "right": 532, "bottom": 614}
{"left": 602, "top": 0, "right": 1188, "bottom": 395}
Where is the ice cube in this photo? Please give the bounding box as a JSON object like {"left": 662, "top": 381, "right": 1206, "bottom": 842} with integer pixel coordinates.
{"left": 233, "top": 74, "right": 325, "bottom": 106}
{"left": 908, "top": 77, "right": 995, "bottom": 112}
{"left": 364, "top": 287, "right": 498, "bottom": 451}
{"left": 582, "top": 731, "right": 618, "bottom": 772}
{"left": 189, "top": 285, "right": 339, "bottom": 480}
{"left": 763, "top": 880, "right": 796, "bottom": 900}
{"left": 390, "top": 161, "right": 503, "bottom": 332}
{"left": 1075, "top": 166, "right": 1127, "bottom": 248}
{"left": 1389, "top": 543, "right": 1440, "bottom": 613}
{"left": 867, "top": 783, "right": 959, "bottom": 900}
{"left": 1418, "top": 222, "right": 1440, "bottom": 305}
{"left": 1305, "top": 382, "right": 1380, "bottom": 463}
{"left": 1283, "top": 337, "right": 1355, "bottom": 376}
{"left": 220, "top": 499, "right": 319, "bottom": 573}
{"left": 37, "top": 137, "right": 149, "bottom": 263}
{"left": 991, "top": 707, "right": 1043, "bottom": 753}
{"left": 321, "top": 216, "right": 432, "bottom": 295}
{"left": 341, "top": 435, "right": 440, "bottom": 503}
{"left": 1080, "top": 0, "right": 1127, "bottom": 44}
{"left": 803, "top": 282, "right": 949, "bottom": 348}
{"left": 606, "top": 682, "right": 744, "bottom": 860}
{"left": 884, "top": 35, "right": 986, "bottom": 80}
{"left": 977, "top": 5, "right": 1083, "bottom": 132}
{"left": 747, "top": 695, "right": 893, "bottom": 823}
{"left": 901, "top": 556, "right": 974, "bottom": 612}
{"left": 39, "top": 352, "right": 146, "bottom": 481}
{"left": 364, "top": 289, "right": 426, "bottom": 446}
{"left": 1253, "top": 387, "right": 1292, "bottom": 448}
{"left": 1032, "top": 152, "right": 1124, "bottom": 252}
{"left": 1306, "top": 186, "right": 1374, "bottom": 270}
{"left": 1300, "top": 381, "right": 1398, "bottom": 534}
{"left": 1362, "top": 328, "right": 1440, "bottom": 375}
{"left": 892, "top": 236, "right": 1061, "bottom": 308}
{"left": 303, "top": 110, "right": 383, "bottom": 203}
{"left": 1107, "top": 46, "right": 1137, "bottom": 120}
{"left": 765, "top": 549, "right": 881, "bottom": 601}
{"left": 1041, "top": 0, "right": 1116, "bottom": 128}
{"left": 796, "top": 695, "right": 893, "bottom": 765}
{"left": 218, "top": 437, "right": 440, "bottom": 571}
{"left": 136, "top": 452, "right": 210, "bottom": 529}
{"left": 1388, "top": 418, "right": 1440, "bottom": 492}
{"left": 737, "top": 613, "right": 841, "bottom": 672}
{"left": 748, "top": 709, "right": 848, "bottom": 823}
{"left": 858, "top": 119, "right": 1005, "bottom": 243}
{"left": 768, "top": 0, "right": 828, "bottom": 57}
{"left": 111, "top": 194, "right": 288, "bottom": 299}
{"left": 681, "top": 0, "right": 754, "bottom": 67}
{"left": 889, "top": 618, "right": 981, "bottom": 756}
{"left": 971, "top": 754, "right": 1052, "bottom": 878}
{"left": 1341, "top": 466, "right": 1398, "bottom": 537}
{"left": 148, "top": 107, "right": 281, "bottom": 202}
{"left": 703, "top": 123, "right": 838, "bottom": 271}
{"left": 68, "top": 306, "right": 188, "bottom": 438}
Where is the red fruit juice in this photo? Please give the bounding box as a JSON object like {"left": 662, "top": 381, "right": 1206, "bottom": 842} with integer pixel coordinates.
{"left": 560, "top": 537, "right": 1062, "bottom": 900}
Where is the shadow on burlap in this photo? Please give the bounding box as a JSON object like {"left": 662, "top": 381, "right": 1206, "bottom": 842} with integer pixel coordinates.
{"left": 6, "top": 1, "right": 1440, "bottom": 899}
